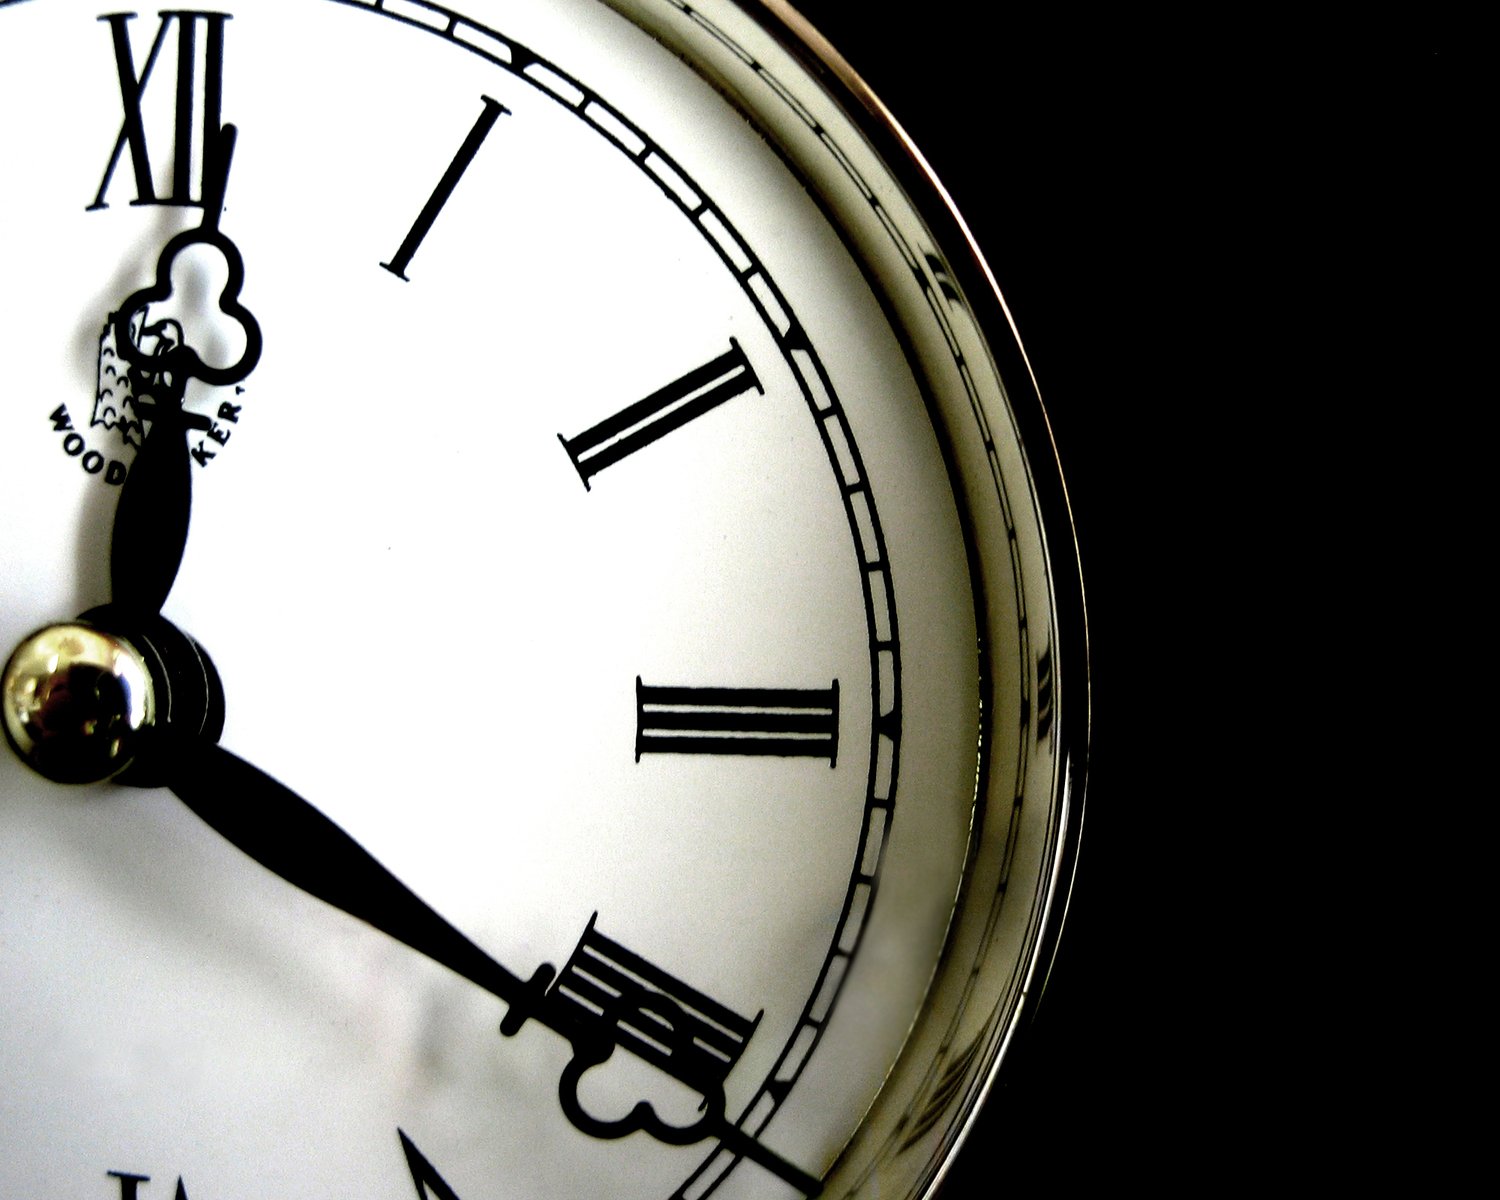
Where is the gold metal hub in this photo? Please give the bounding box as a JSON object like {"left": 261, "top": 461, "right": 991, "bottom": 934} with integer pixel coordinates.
{"left": 2, "top": 623, "right": 156, "bottom": 784}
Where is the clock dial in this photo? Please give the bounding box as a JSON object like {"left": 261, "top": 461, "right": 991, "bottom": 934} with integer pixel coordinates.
{"left": 0, "top": 2, "right": 1085, "bottom": 1198}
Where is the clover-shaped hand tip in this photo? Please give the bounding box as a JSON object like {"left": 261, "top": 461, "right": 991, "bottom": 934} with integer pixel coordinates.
{"left": 112, "top": 123, "right": 259, "bottom": 388}
{"left": 112, "top": 229, "right": 261, "bottom": 388}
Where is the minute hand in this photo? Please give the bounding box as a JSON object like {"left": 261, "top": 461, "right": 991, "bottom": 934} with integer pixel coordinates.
{"left": 165, "top": 737, "right": 825, "bottom": 1196}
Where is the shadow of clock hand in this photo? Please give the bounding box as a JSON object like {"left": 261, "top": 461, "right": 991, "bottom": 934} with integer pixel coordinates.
{"left": 108, "top": 123, "right": 261, "bottom": 618}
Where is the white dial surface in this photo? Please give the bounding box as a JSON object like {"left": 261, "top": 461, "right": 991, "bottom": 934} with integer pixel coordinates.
{"left": 0, "top": 1, "right": 1023, "bottom": 1198}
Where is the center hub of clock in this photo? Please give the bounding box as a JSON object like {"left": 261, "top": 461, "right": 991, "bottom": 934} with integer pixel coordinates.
{"left": 2, "top": 612, "right": 224, "bottom": 786}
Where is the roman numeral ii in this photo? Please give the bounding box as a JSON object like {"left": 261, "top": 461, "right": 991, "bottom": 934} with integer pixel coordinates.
{"left": 559, "top": 340, "right": 762, "bottom": 487}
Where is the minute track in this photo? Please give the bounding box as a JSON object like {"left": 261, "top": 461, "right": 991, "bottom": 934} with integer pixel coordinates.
{"left": 321, "top": 6, "right": 905, "bottom": 1181}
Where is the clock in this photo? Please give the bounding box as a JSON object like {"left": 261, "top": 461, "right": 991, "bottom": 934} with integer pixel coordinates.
{"left": 0, "top": 2, "right": 1088, "bottom": 1197}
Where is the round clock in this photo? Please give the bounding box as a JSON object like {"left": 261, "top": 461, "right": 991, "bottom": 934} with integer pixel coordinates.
{"left": 0, "top": 2, "right": 1088, "bottom": 1197}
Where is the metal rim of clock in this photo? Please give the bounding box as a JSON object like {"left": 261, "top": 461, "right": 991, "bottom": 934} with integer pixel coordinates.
{"left": 571, "top": 4, "right": 1090, "bottom": 1188}
{"left": 724, "top": 0, "right": 1092, "bottom": 1191}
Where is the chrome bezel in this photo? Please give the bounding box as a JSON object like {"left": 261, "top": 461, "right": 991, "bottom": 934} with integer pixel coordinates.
{"left": 598, "top": 2, "right": 1091, "bottom": 1195}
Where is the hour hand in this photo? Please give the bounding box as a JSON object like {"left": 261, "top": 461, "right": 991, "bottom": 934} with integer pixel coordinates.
{"left": 108, "top": 354, "right": 196, "bottom": 620}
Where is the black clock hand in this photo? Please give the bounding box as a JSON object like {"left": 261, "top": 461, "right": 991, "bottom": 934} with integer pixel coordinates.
{"left": 162, "top": 735, "right": 822, "bottom": 1196}
{"left": 108, "top": 372, "right": 202, "bottom": 620}
{"left": 109, "top": 123, "right": 261, "bottom": 618}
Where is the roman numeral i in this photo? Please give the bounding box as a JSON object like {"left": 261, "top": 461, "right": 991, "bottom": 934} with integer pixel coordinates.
{"left": 382, "top": 96, "right": 509, "bottom": 281}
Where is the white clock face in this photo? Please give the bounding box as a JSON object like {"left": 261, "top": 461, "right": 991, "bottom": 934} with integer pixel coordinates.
{"left": 0, "top": 1, "right": 1079, "bottom": 1197}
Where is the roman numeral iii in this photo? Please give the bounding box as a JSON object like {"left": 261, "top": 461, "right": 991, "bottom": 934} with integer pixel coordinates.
{"left": 636, "top": 678, "right": 839, "bottom": 764}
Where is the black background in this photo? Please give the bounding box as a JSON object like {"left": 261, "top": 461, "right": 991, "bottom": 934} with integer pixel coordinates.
{"left": 772, "top": 4, "right": 1468, "bottom": 1191}
{"left": 775, "top": 5, "right": 1233, "bottom": 1185}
